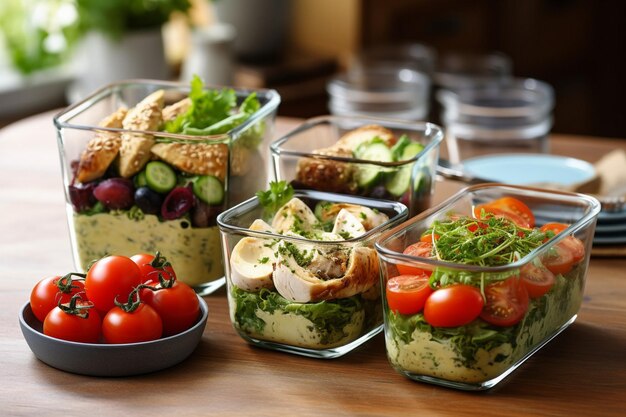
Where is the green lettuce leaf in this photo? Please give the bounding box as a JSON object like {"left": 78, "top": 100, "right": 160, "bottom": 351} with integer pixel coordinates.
{"left": 231, "top": 286, "right": 364, "bottom": 345}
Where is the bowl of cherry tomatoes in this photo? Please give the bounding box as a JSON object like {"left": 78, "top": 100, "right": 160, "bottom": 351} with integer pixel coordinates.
{"left": 19, "top": 252, "right": 208, "bottom": 377}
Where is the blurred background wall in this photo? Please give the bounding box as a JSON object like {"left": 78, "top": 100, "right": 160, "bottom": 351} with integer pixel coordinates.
{"left": 1, "top": 0, "right": 624, "bottom": 138}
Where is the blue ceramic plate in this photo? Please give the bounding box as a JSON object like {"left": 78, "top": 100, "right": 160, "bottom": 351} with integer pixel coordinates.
{"left": 462, "top": 154, "right": 596, "bottom": 187}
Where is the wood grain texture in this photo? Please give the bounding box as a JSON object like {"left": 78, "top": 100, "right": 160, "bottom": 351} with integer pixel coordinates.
{"left": 0, "top": 113, "right": 625, "bottom": 417}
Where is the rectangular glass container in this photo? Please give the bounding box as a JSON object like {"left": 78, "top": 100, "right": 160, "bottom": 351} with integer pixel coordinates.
{"left": 217, "top": 189, "right": 408, "bottom": 358}
{"left": 54, "top": 80, "right": 280, "bottom": 295}
{"left": 375, "top": 184, "right": 600, "bottom": 390}
{"left": 269, "top": 115, "right": 443, "bottom": 217}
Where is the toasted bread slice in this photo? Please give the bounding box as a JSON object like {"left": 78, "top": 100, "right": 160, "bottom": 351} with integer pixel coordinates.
{"left": 162, "top": 97, "right": 192, "bottom": 122}
{"left": 295, "top": 147, "right": 357, "bottom": 193}
{"left": 151, "top": 142, "right": 228, "bottom": 181}
{"left": 76, "top": 107, "right": 127, "bottom": 183}
{"left": 332, "top": 124, "right": 396, "bottom": 151}
{"left": 118, "top": 90, "right": 165, "bottom": 177}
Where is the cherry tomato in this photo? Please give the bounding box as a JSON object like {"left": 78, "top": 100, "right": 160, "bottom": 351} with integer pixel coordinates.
{"left": 30, "top": 275, "right": 85, "bottom": 322}
{"left": 397, "top": 241, "right": 433, "bottom": 276}
{"left": 423, "top": 285, "right": 484, "bottom": 327}
{"left": 558, "top": 235, "right": 585, "bottom": 264}
{"left": 480, "top": 277, "right": 529, "bottom": 327}
{"left": 419, "top": 233, "right": 439, "bottom": 243}
{"left": 541, "top": 243, "right": 575, "bottom": 275}
{"left": 541, "top": 234, "right": 586, "bottom": 275}
{"left": 130, "top": 253, "right": 177, "bottom": 283}
{"left": 520, "top": 262, "right": 556, "bottom": 298}
{"left": 102, "top": 303, "right": 163, "bottom": 344}
{"left": 386, "top": 273, "right": 433, "bottom": 315}
{"left": 141, "top": 280, "right": 200, "bottom": 336}
{"left": 85, "top": 255, "right": 142, "bottom": 314}
{"left": 474, "top": 197, "right": 535, "bottom": 228}
{"left": 43, "top": 304, "right": 101, "bottom": 343}
{"left": 540, "top": 222, "right": 569, "bottom": 236}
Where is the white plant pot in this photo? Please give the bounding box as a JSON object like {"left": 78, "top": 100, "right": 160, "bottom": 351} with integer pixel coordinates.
{"left": 70, "top": 29, "right": 170, "bottom": 101}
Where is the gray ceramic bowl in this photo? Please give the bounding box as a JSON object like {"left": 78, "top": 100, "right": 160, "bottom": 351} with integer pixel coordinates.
{"left": 19, "top": 295, "right": 208, "bottom": 377}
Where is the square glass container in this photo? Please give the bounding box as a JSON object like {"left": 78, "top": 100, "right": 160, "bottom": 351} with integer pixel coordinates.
{"left": 270, "top": 115, "right": 443, "bottom": 217}
{"left": 217, "top": 189, "right": 408, "bottom": 358}
{"left": 375, "top": 184, "right": 600, "bottom": 390}
{"left": 53, "top": 80, "right": 280, "bottom": 295}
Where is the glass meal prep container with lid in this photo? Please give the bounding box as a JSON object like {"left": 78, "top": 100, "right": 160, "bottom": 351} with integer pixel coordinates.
{"left": 375, "top": 184, "right": 600, "bottom": 390}
{"left": 54, "top": 79, "right": 280, "bottom": 295}
{"left": 217, "top": 189, "right": 408, "bottom": 358}
{"left": 269, "top": 115, "right": 443, "bottom": 218}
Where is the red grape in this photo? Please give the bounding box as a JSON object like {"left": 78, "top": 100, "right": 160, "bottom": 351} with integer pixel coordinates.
{"left": 162, "top": 187, "right": 195, "bottom": 220}
{"left": 93, "top": 178, "right": 135, "bottom": 210}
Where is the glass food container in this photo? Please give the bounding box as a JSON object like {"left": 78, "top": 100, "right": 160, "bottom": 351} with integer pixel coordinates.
{"left": 328, "top": 66, "right": 431, "bottom": 121}
{"left": 375, "top": 184, "right": 600, "bottom": 390}
{"left": 54, "top": 79, "right": 280, "bottom": 295}
{"left": 270, "top": 115, "right": 443, "bottom": 217}
{"left": 217, "top": 189, "right": 408, "bottom": 358}
{"left": 438, "top": 78, "right": 554, "bottom": 164}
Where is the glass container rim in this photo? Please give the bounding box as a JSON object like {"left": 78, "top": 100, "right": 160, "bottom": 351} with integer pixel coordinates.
{"left": 269, "top": 115, "right": 444, "bottom": 167}
{"left": 52, "top": 78, "right": 281, "bottom": 142}
{"left": 375, "top": 183, "right": 601, "bottom": 272}
{"left": 437, "top": 78, "right": 554, "bottom": 118}
{"left": 217, "top": 189, "right": 409, "bottom": 245}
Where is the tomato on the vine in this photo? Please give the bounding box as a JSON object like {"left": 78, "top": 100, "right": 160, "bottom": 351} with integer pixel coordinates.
{"left": 43, "top": 296, "right": 101, "bottom": 343}
{"left": 423, "top": 285, "right": 484, "bottom": 327}
{"left": 397, "top": 241, "right": 434, "bottom": 276}
{"left": 386, "top": 273, "right": 433, "bottom": 315}
{"left": 130, "top": 252, "right": 177, "bottom": 283}
{"left": 480, "top": 277, "right": 529, "bottom": 327}
{"left": 102, "top": 303, "right": 163, "bottom": 344}
{"left": 85, "top": 255, "right": 142, "bottom": 314}
{"left": 30, "top": 274, "right": 85, "bottom": 322}
{"left": 141, "top": 279, "right": 200, "bottom": 336}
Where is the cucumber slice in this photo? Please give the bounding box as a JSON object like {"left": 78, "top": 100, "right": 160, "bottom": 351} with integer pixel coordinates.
{"left": 134, "top": 170, "right": 148, "bottom": 188}
{"left": 385, "top": 142, "right": 425, "bottom": 197}
{"left": 145, "top": 161, "right": 177, "bottom": 193}
{"left": 354, "top": 142, "right": 393, "bottom": 188}
{"left": 192, "top": 175, "right": 224, "bottom": 205}
{"left": 390, "top": 134, "right": 411, "bottom": 160}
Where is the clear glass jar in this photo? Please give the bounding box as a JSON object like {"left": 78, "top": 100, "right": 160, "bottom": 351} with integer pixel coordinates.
{"left": 53, "top": 80, "right": 280, "bottom": 295}
{"left": 351, "top": 42, "right": 437, "bottom": 77}
{"left": 438, "top": 78, "right": 555, "bottom": 164}
{"left": 327, "top": 66, "right": 431, "bottom": 121}
{"left": 434, "top": 52, "right": 512, "bottom": 90}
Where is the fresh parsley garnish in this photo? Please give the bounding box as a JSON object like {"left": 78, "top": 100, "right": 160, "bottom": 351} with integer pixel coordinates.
{"left": 256, "top": 181, "right": 294, "bottom": 219}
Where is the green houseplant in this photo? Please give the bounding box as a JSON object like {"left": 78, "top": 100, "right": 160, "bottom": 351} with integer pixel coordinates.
{"left": 70, "top": 0, "right": 192, "bottom": 99}
{"left": 75, "top": 0, "right": 191, "bottom": 39}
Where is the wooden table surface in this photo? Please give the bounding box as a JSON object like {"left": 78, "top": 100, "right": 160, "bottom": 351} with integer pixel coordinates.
{"left": 1, "top": 112, "right": 625, "bottom": 417}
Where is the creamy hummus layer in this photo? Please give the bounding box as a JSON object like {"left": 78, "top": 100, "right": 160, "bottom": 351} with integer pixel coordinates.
{"left": 245, "top": 308, "right": 365, "bottom": 349}
{"left": 73, "top": 212, "right": 223, "bottom": 287}
{"left": 387, "top": 275, "right": 584, "bottom": 384}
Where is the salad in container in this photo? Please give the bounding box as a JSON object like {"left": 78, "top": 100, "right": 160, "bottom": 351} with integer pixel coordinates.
{"left": 375, "top": 184, "right": 600, "bottom": 390}
{"left": 54, "top": 77, "right": 280, "bottom": 295}
{"left": 270, "top": 115, "right": 443, "bottom": 217}
{"left": 217, "top": 182, "right": 408, "bottom": 358}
